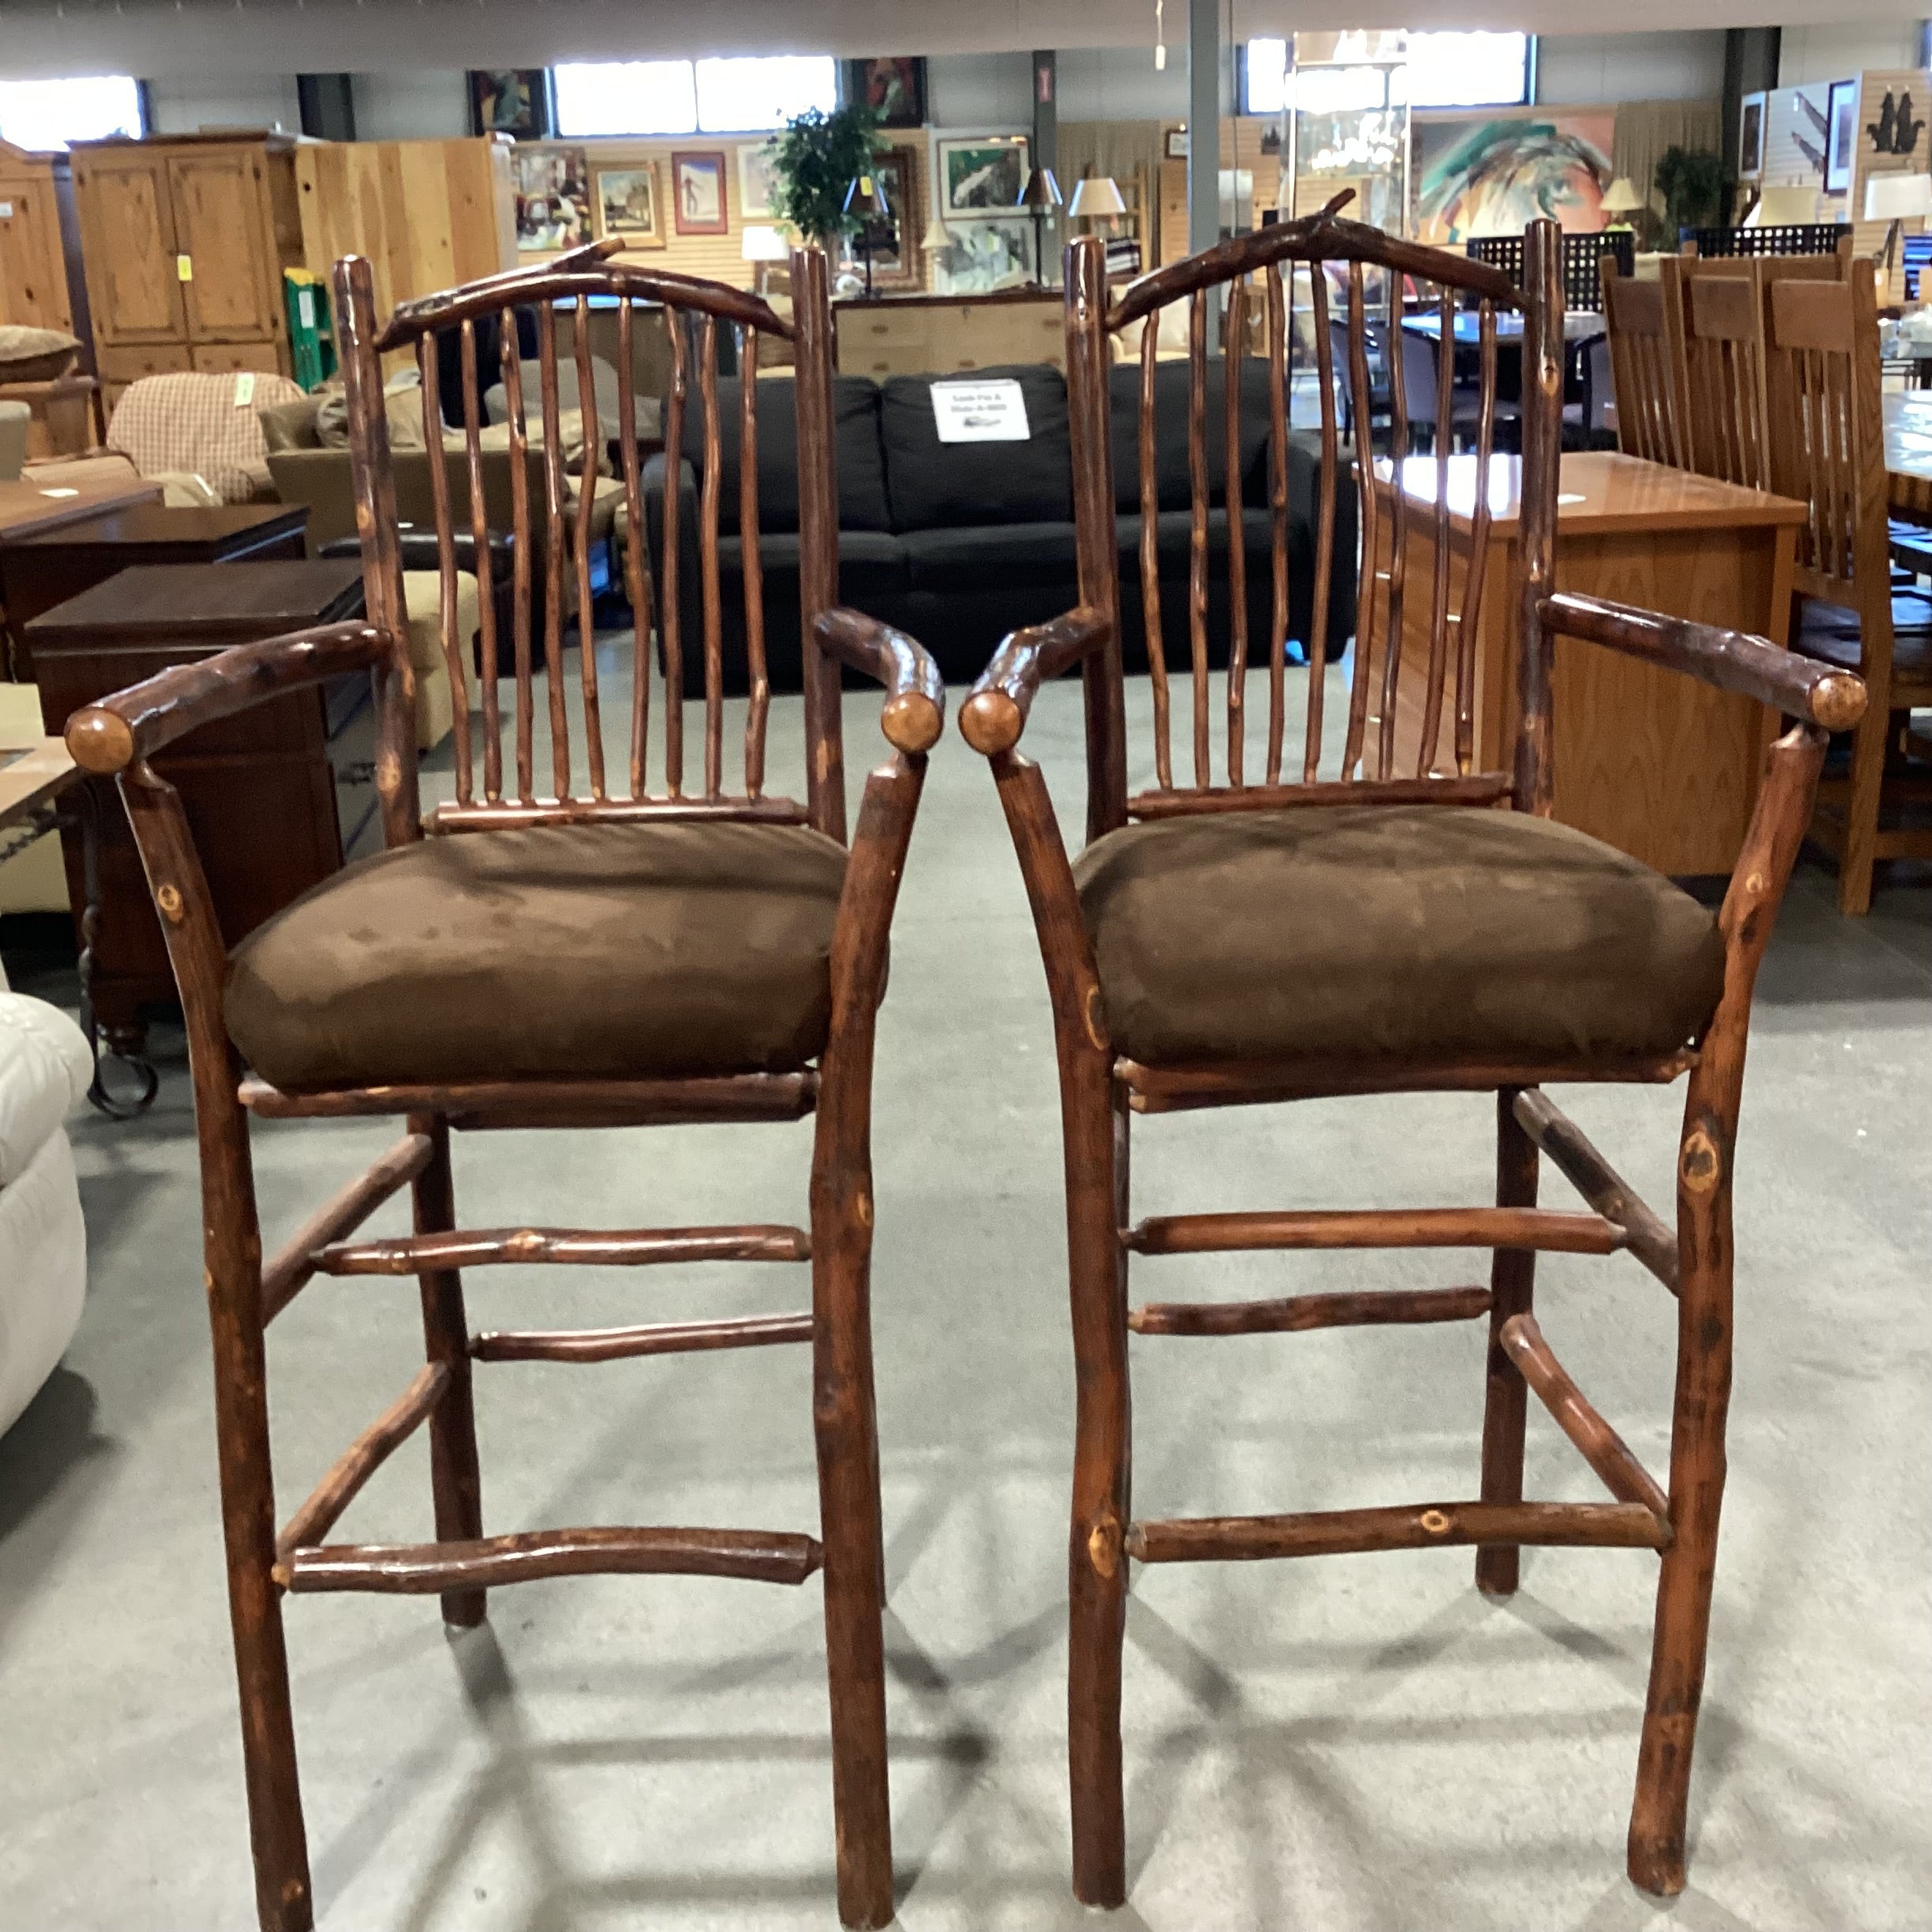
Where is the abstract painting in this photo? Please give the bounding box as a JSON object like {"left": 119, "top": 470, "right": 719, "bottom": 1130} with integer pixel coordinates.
{"left": 1413, "top": 112, "right": 1614, "bottom": 245}
{"left": 847, "top": 57, "right": 927, "bottom": 129}
{"left": 515, "top": 146, "right": 590, "bottom": 253}
{"left": 938, "top": 135, "right": 1030, "bottom": 216}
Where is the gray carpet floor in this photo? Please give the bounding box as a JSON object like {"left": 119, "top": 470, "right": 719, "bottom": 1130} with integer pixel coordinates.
{"left": 2, "top": 671, "right": 1927, "bottom": 1931}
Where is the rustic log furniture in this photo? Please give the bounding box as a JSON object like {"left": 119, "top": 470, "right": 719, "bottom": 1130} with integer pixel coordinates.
{"left": 1769, "top": 271, "right": 1932, "bottom": 912}
{"left": 960, "top": 217, "right": 1864, "bottom": 1909}
{"left": 66, "top": 238, "right": 938, "bottom": 1932}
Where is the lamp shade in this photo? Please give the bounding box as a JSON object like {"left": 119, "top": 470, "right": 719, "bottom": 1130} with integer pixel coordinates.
{"left": 1018, "top": 165, "right": 1063, "bottom": 210}
{"left": 844, "top": 172, "right": 886, "bottom": 218}
{"left": 919, "top": 217, "right": 953, "bottom": 253}
{"left": 740, "top": 224, "right": 789, "bottom": 262}
{"left": 1068, "top": 175, "right": 1128, "bottom": 219}
{"left": 1600, "top": 176, "right": 1644, "bottom": 214}
{"left": 1866, "top": 170, "right": 1932, "bottom": 221}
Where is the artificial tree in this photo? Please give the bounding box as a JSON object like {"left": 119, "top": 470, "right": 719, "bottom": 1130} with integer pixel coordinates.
{"left": 1653, "top": 146, "right": 1731, "bottom": 245}
{"left": 769, "top": 103, "right": 886, "bottom": 252}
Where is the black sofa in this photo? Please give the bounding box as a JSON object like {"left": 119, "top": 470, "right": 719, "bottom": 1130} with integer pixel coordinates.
{"left": 642, "top": 361, "right": 1357, "bottom": 693}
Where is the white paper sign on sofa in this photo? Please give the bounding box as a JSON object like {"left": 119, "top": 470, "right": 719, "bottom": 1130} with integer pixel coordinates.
{"left": 930, "top": 379, "right": 1031, "bottom": 444}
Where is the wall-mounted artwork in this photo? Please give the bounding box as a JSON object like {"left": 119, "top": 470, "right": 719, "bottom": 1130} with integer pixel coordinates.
{"left": 1826, "top": 79, "right": 1857, "bottom": 195}
{"left": 938, "top": 134, "right": 1030, "bottom": 216}
{"left": 594, "top": 165, "right": 664, "bottom": 249}
{"left": 738, "top": 140, "right": 781, "bottom": 220}
{"left": 1412, "top": 112, "right": 1614, "bottom": 245}
{"left": 514, "top": 146, "right": 590, "bottom": 253}
{"left": 846, "top": 148, "right": 916, "bottom": 288}
{"left": 847, "top": 57, "right": 927, "bottom": 129}
{"left": 1864, "top": 84, "right": 1925, "bottom": 159}
{"left": 672, "top": 151, "right": 728, "bottom": 235}
{"left": 470, "top": 69, "right": 552, "bottom": 139}
{"left": 1739, "top": 94, "right": 1765, "bottom": 181}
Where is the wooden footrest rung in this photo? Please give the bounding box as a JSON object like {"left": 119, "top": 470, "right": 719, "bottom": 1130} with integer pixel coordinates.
{"left": 315, "top": 1223, "right": 811, "bottom": 1276}
{"left": 262, "top": 1132, "right": 434, "bottom": 1324}
{"left": 1125, "top": 1499, "right": 1671, "bottom": 1564}
{"left": 473, "top": 1313, "right": 815, "bottom": 1363}
{"left": 1129, "top": 1284, "right": 1491, "bottom": 1336}
{"left": 277, "top": 1525, "right": 824, "bottom": 1593}
{"left": 1124, "top": 1207, "right": 1623, "bottom": 1256}
{"left": 1500, "top": 1312, "right": 1669, "bottom": 1515}
{"left": 1512, "top": 1089, "right": 1677, "bottom": 1293}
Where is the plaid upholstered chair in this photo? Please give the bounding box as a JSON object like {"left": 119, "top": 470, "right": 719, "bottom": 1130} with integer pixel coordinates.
{"left": 65, "top": 240, "right": 940, "bottom": 1932}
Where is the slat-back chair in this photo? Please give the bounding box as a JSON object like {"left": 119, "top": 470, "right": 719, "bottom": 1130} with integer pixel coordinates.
{"left": 1766, "top": 269, "right": 1932, "bottom": 912}
{"left": 1602, "top": 257, "right": 1690, "bottom": 466}
{"left": 959, "top": 216, "right": 1864, "bottom": 1910}
{"left": 62, "top": 239, "right": 943, "bottom": 1932}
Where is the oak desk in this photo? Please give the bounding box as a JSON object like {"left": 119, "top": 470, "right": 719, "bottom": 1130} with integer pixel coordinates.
{"left": 1365, "top": 451, "right": 1807, "bottom": 876}
{"left": 1882, "top": 390, "right": 1932, "bottom": 518}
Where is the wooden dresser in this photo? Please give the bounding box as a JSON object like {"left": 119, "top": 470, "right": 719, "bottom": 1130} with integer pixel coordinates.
{"left": 833, "top": 290, "right": 1065, "bottom": 379}
{"left": 26, "top": 559, "right": 367, "bottom": 1052}
{"left": 69, "top": 133, "right": 305, "bottom": 406}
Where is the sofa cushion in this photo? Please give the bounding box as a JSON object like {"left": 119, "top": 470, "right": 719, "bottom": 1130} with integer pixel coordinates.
{"left": 901, "top": 522, "right": 1079, "bottom": 593}
{"left": 1073, "top": 806, "right": 1727, "bottom": 1072}
{"left": 681, "top": 374, "right": 889, "bottom": 537}
{"left": 1108, "top": 358, "right": 1276, "bottom": 513}
{"left": 0, "top": 324, "right": 81, "bottom": 384}
{"left": 715, "top": 528, "right": 908, "bottom": 603}
{"left": 226, "top": 821, "right": 849, "bottom": 1091}
{"left": 0, "top": 993, "right": 92, "bottom": 1187}
{"left": 881, "top": 365, "right": 1073, "bottom": 530}
{"left": 0, "top": 1129, "right": 88, "bottom": 1440}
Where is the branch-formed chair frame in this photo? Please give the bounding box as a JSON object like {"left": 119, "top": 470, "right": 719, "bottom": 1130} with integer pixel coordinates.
{"left": 961, "top": 213, "right": 1863, "bottom": 1909}
{"left": 65, "top": 238, "right": 941, "bottom": 1932}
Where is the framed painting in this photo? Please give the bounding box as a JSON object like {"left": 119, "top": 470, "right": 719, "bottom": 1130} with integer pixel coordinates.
{"left": 1738, "top": 93, "right": 1765, "bottom": 181}
{"left": 847, "top": 57, "right": 927, "bottom": 130}
{"left": 594, "top": 164, "right": 665, "bottom": 249}
{"left": 672, "top": 150, "right": 729, "bottom": 235}
{"left": 470, "top": 69, "right": 551, "bottom": 139}
{"left": 514, "top": 145, "right": 590, "bottom": 253}
{"left": 1410, "top": 111, "right": 1615, "bottom": 247}
{"left": 848, "top": 148, "right": 916, "bottom": 288}
{"left": 738, "top": 140, "right": 781, "bottom": 220}
{"left": 1825, "top": 78, "right": 1856, "bottom": 196}
{"left": 934, "top": 215, "right": 1034, "bottom": 294}
{"left": 937, "top": 133, "right": 1030, "bottom": 217}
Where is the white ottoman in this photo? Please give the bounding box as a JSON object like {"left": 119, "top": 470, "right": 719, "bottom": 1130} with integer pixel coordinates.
{"left": 0, "top": 969, "right": 91, "bottom": 1436}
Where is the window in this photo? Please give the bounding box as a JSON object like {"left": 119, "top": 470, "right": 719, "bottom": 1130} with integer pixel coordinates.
{"left": 0, "top": 73, "right": 143, "bottom": 152}
{"left": 1242, "top": 32, "right": 1533, "bottom": 116}
{"left": 553, "top": 62, "right": 697, "bottom": 137}
{"left": 695, "top": 55, "right": 835, "bottom": 133}
{"left": 552, "top": 54, "right": 836, "bottom": 139}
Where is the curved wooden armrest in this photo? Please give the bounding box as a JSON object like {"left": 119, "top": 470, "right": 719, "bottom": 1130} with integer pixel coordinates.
{"left": 811, "top": 606, "right": 945, "bottom": 754}
{"left": 65, "top": 622, "right": 391, "bottom": 777}
{"left": 957, "top": 605, "right": 1112, "bottom": 755}
{"left": 1539, "top": 592, "right": 1866, "bottom": 732}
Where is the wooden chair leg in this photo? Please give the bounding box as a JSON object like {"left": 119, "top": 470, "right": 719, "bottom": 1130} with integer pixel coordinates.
{"left": 1628, "top": 1090, "right": 1735, "bottom": 1895}
{"left": 810, "top": 1052, "right": 893, "bottom": 1930}
{"left": 1476, "top": 1085, "right": 1540, "bottom": 1597}
{"left": 1065, "top": 1052, "right": 1132, "bottom": 1909}
{"left": 408, "top": 1113, "right": 485, "bottom": 1629}
{"left": 208, "top": 1097, "right": 314, "bottom": 1932}
{"left": 1836, "top": 687, "right": 1891, "bottom": 914}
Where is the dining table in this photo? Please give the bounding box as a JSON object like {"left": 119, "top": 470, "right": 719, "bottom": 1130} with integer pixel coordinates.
{"left": 1882, "top": 388, "right": 1932, "bottom": 519}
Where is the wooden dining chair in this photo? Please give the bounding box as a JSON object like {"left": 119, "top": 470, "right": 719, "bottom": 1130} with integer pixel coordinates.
{"left": 1602, "top": 258, "right": 1689, "bottom": 467}
{"left": 62, "top": 240, "right": 943, "bottom": 1932}
{"left": 960, "top": 216, "right": 1864, "bottom": 1909}
{"left": 1765, "top": 269, "right": 1932, "bottom": 912}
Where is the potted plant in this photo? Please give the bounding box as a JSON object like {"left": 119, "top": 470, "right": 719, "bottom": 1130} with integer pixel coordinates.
{"left": 770, "top": 103, "right": 885, "bottom": 251}
{"left": 1653, "top": 146, "right": 1731, "bottom": 245}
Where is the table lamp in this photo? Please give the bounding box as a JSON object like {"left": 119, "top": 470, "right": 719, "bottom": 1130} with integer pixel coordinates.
{"left": 1017, "top": 165, "right": 1063, "bottom": 286}
{"left": 1600, "top": 177, "right": 1644, "bottom": 229}
{"left": 1865, "top": 171, "right": 1932, "bottom": 288}
{"left": 844, "top": 171, "right": 887, "bottom": 298}
{"left": 740, "top": 223, "right": 789, "bottom": 296}
{"left": 1068, "top": 174, "right": 1127, "bottom": 234}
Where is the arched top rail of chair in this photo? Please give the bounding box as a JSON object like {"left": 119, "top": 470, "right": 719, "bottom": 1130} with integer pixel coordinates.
{"left": 1105, "top": 204, "right": 1523, "bottom": 335}
{"left": 375, "top": 246, "right": 798, "bottom": 351}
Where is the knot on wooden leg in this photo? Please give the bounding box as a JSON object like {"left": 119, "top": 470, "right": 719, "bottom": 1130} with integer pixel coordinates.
{"left": 1679, "top": 1128, "right": 1721, "bottom": 1196}
{"left": 1087, "top": 1515, "right": 1122, "bottom": 1578}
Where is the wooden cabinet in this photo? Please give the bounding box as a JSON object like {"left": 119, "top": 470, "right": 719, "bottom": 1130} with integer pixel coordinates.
{"left": 70, "top": 133, "right": 301, "bottom": 394}
{"left": 833, "top": 292, "right": 1065, "bottom": 379}
{"left": 0, "top": 139, "right": 93, "bottom": 353}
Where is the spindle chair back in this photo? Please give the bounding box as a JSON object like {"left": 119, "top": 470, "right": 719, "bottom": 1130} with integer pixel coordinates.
{"left": 1602, "top": 259, "right": 1690, "bottom": 467}
{"left": 1765, "top": 266, "right": 1932, "bottom": 910}
{"left": 960, "top": 214, "right": 1863, "bottom": 1913}
{"left": 62, "top": 238, "right": 943, "bottom": 1932}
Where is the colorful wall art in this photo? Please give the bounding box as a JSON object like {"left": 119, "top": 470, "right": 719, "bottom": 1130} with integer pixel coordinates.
{"left": 1413, "top": 112, "right": 1615, "bottom": 245}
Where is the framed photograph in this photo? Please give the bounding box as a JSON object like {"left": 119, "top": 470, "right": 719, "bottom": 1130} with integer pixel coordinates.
{"left": 1826, "top": 78, "right": 1857, "bottom": 196}
{"left": 847, "top": 148, "right": 917, "bottom": 288}
{"left": 470, "top": 69, "right": 551, "bottom": 139}
{"left": 1738, "top": 93, "right": 1765, "bottom": 180}
{"left": 937, "top": 133, "right": 1030, "bottom": 217}
{"left": 737, "top": 140, "right": 781, "bottom": 220}
{"left": 594, "top": 164, "right": 664, "bottom": 249}
{"left": 1166, "top": 126, "right": 1190, "bottom": 159}
{"left": 672, "top": 150, "right": 729, "bottom": 234}
{"left": 847, "top": 57, "right": 926, "bottom": 130}
{"left": 514, "top": 146, "right": 590, "bottom": 253}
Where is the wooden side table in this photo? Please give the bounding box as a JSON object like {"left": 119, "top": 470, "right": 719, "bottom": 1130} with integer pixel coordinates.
{"left": 0, "top": 735, "right": 156, "bottom": 1114}
{"left": 24, "top": 559, "right": 365, "bottom": 1059}
{"left": 1, "top": 500, "right": 308, "bottom": 677}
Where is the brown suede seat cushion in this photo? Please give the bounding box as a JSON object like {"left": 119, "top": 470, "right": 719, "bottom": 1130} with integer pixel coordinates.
{"left": 1073, "top": 805, "right": 1727, "bottom": 1071}
{"left": 226, "top": 822, "right": 848, "bottom": 1091}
